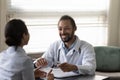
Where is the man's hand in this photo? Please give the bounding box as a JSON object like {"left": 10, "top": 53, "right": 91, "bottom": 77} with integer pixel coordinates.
{"left": 35, "top": 58, "right": 48, "bottom": 68}
{"left": 58, "top": 62, "right": 78, "bottom": 72}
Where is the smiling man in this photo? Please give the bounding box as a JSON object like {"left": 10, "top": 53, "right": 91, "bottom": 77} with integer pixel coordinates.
{"left": 35, "top": 15, "right": 96, "bottom": 75}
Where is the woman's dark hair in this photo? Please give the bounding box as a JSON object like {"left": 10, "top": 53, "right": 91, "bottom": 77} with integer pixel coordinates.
{"left": 5, "top": 19, "right": 28, "bottom": 49}
{"left": 58, "top": 15, "right": 77, "bottom": 30}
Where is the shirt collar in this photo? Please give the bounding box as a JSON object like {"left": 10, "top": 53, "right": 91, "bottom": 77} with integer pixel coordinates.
{"left": 7, "top": 46, "right": 26, "bottom": 55}
{"left": 73, "top": 36, "right": 81, "bottom": 52}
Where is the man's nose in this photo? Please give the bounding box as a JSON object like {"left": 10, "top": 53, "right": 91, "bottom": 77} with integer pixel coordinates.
{"left": 61, "top": 29, "right": 65, "bottom": 34}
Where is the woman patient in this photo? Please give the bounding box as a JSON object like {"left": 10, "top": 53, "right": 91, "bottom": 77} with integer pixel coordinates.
{"left": 0, "top": 19, "right": 54, "bottom": 80}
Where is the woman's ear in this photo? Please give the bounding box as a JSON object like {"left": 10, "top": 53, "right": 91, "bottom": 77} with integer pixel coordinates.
{"left": 23, "top": 33, "right": 26, "bottom": 39}
{"left": 20, "top": 33, "right": 26, "bottom": 46}
{"left": 23, "top": 33, "right": 29, "bottom": 45}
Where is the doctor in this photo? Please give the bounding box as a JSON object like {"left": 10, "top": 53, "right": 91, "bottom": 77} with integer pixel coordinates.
{"left": 35, "top": 15, "right": 96, "bottom": 75}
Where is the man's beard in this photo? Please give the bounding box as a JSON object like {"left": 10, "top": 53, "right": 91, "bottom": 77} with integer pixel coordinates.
{"left": 60, "top": 34, "right": 74, "bottom": 42}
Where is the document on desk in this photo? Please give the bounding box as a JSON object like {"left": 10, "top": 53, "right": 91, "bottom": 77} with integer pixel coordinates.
{"left": 41, "top": 67, "right": 80, "bottom": 78}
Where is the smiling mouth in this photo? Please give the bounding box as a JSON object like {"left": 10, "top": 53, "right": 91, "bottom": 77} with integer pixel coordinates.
{"left": 61, "top": 35, "right": 67, "bottom": 38}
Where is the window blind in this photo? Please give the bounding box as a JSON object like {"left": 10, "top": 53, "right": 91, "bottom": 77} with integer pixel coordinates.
{"left": 8, "top": 0, "right": 109, "bottom": 53}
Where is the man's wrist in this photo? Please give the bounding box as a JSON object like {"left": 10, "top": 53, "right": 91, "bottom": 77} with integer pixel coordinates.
{"left": 72, "top": 65, "right": 78, "bottom": 71}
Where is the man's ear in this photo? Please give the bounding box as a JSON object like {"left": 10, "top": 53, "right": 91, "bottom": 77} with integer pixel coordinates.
{"left": 74, "top": 26, "right": 77, "bottom": 31}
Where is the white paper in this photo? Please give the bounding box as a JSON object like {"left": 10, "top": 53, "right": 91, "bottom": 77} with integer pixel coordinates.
{"left": 41, "top": 67, "right": 80, "bottom": 78}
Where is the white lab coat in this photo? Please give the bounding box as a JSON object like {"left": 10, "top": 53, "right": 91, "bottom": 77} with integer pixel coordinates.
{"left": 0, "top": 46, "right": 35, "bottom": 80}
{"left": 42, "top": 36, "right": 96, "bottom": 75}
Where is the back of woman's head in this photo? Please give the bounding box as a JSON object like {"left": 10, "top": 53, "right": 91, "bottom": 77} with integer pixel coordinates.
{"left": 5, "top": 19, "right": 28, "bottom": 47}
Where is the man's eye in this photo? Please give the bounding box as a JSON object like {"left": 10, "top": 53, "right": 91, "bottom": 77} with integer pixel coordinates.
{"left": 58, "top": 28, "right": 62, "bottom": 30}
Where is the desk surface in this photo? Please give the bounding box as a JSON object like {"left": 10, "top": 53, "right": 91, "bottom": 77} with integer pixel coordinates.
{"left": 35, "top": 75, "right": 107, "bottom": 80}
{"left": 40, "top": 68, "right": 107, "bottom": 80}
{"left": 54, "top": 75, "right": 107, "bottom": 80}
{"left": 36, "top": 67, "right": 107, "bottom": 80}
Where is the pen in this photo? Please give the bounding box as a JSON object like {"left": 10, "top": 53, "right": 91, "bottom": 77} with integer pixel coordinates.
{"left": 51, "top": 61, "right": 60, "bottom": 68}
{"left": 46, "top": 68, "right": 53, "bottom": 78}
{"left": 48, "top": 68, "right": 53, "bottom": 75}
{"left": 56, "top": 61, "right": 60, "bottom": 68}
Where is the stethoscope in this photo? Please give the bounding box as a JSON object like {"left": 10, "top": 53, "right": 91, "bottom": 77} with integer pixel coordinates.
{"left": 57, "top": 49, "right": 60, "bottom": 62}
{"left": 52, "top": 47, "right": 81, "bottom": 68}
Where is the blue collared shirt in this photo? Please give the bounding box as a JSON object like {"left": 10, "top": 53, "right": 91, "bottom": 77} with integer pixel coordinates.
{"left": 62, "top": 38, "right": 76, "bottom": 55}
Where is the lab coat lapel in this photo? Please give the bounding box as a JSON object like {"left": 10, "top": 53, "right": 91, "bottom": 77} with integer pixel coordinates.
{"left": 59, "top": 48, "right": 67, "bottom": 63}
